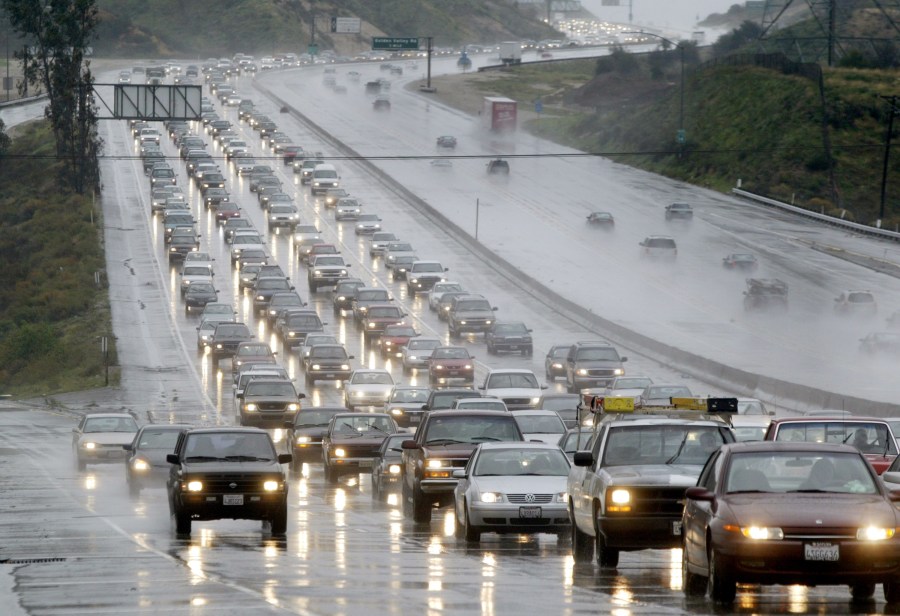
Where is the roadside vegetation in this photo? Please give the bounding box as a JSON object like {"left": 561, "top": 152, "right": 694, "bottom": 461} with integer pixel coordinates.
{"left": 0, "top": 121, "right": 115, "bottom": 397}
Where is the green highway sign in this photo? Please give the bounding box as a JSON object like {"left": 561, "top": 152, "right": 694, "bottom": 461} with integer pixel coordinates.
{"left": 372, "top": 37, "right": 419, "bottom": 50}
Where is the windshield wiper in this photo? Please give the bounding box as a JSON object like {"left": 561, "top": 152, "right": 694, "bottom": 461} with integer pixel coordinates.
{"left": 224, "top": 455, "right": 271, "bottom": 462}
{"left": 184, "top": 456, "right": 224, "bottom": 462}
{"left": 365, "top": 424, "right": 390, "bottom": 435}
{"left": 665, "top": 432, "right": 691, "bottom": 464}
{"left": 426, "top": 438, "right": 465, "bottom": 445}
{"left": 790, "top": 488, "right": 830, "bottom": 493}
{"left": 471, "top": 436, "right": 502, "bottom": 442}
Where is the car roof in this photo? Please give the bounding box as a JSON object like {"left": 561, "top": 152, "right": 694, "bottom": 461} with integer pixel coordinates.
{"left": 333, "top": 412, "right": 391, "bottom": 419}
{"left": 606, "top": 418, "right": 726, "bottom": 428}
{"left": 183, "top": 426, "right": 269, "bottom": 435}
{"left": 486, "top": 368, "right": 537, "bottom": 375}
{"left": 721, "top": 441, "right": 860, "bottom": 454}
{"left": 298, "top": 406, "right": 350, "bottom": 413}
{"left": 771, "top": 416, "right": 888, "bottom": 424}
{"left": 510, "top": 409, "right": 563, "bottom": 416}
{"left": 476, "top": 442, "right": 563, "bottom": 451}
{"left": 85, "top": 412, "right": 137, "bottom": 419}
{"left": 427, "top": 410, "right": 513, "bottom": 418}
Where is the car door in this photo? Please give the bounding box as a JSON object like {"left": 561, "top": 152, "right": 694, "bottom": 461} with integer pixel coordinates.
{"left": 455, "top": 449, "right": 477, "bottom": 521}
{"left": 683, "top": 450, "right": 724, "bottom": 573}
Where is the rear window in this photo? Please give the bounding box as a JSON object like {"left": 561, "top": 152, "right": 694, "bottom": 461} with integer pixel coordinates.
{"left": 424, "top": 415, "right": 521, "bottom": 442}
{"left": 646, "top": 238, "right": 676, "bottom": 248}
{"left": 848, "top": 293, "right": 874, "bottom": 303}
{"left": 774, "top": 421, "right": 897, "bottom": 455}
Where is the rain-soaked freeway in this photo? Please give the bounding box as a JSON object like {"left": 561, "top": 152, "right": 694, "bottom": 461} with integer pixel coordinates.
{"left": 0, "top": 55, "right": 898, "bottom": 614}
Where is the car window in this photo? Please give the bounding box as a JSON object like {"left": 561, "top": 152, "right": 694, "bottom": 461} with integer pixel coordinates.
{"left": 332, "top": 416, "right": 395, "bottom": 434}
{"left": 473, "top": 448, "right": 569, "bottom": 476}
{"left": 311, "top": 346, "right": 347, "bottom": 359}
{"left": 391, "top": 389, "right": 429, "bottom": 403}
{"left": 83, "top": 416, "right": 138, "bottom": 433}
{"left": 424, "top": 416, "right": 520, "bottom": 443}
{"left": 137, "top": 429, "right": 182, "bottom": 450}
{"left": 576, "top": 347, "right": 619, "bottom": 361}
{"left": 514, "top": 415, "right": 566, "bottom": 434}
{"left": 601, "top": 425, "right": 725, "bottom": 466}
{"left": 487, "top": 373, "right": 538, "bottom": 389}
{"left": 352, "top": 372, "right": 393, "bottom": 385}
{"left": 245, "top": 382, "right": 296, "bottom": 397}
{"left": 774, "top": 421, "right": 897, "bottom": 455}
{"left": 183, "top": 432, "right": 276, "bottom": 460}
{"left": 725, "top": 451, "right": 877, "bottom": 494}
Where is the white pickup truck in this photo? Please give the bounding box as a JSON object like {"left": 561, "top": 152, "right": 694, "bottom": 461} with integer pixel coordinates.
{"left": 568, "top": 416, "right": 734, "bottom": 567}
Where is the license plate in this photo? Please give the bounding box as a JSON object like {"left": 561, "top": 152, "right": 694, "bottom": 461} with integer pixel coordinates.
{"left": 519, "top": 506, "right": 542, "bottom": 519}
{"left": 359, "top": 459, "right": 373, "bottom": 468}
{"left": 509, "top": 346, "right": 519, "bottom": 350}
{"left": 223, "top": 494, "right": 244, "bottom": 506}
{"left": 672, "top": 521, "right": 683, "bottom": 536}
{"left": 410, "top": 416, "right": 420, "bottom": 424}
{"left": 323, "top": 373, "right": 335, "bottom": 378}
{"left": 805, "top": 543, "right": 839, "bottom": 561}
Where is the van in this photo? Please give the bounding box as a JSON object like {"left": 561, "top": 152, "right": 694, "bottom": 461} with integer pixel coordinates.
{"left": 310, "top": 163, "right": 339, "bottom": 195}
{"left": 638, "top": 235, "right": 677, "bottom": 259}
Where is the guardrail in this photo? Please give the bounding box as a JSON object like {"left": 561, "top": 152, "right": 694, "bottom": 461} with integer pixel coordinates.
{"left": 0, "top": 93, "right": 48, "bottom": 109}
{"left": 732, "top": 187, "right": 900, "bottom": 242}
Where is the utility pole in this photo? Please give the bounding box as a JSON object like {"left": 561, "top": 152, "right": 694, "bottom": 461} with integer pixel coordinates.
{"left": 827, "top": 0, "right": 835, "bottom": 67}
{"left": 879, "top": 95, "right": 899, "bottom": 226}
{"left": 425, "top": 36, "right": 433, "bottom": 91}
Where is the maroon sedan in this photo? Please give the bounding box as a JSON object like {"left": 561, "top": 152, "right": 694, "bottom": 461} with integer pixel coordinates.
{"left": 427, "top": 346, "right": 475, "bottom": 386}
{"left": 379, "top": 324, "right": 418, "bottom": 359}
{"left": 215, "top": 201, "right": 242, "bottom": 223}
{"left": 682, "top": 441, "right": 900, "bottom": 604}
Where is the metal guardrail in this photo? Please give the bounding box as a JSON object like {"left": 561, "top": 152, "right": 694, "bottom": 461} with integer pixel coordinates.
{"left": 732, "top": 187, "right": 900, "bottom": 242}
{"left": 0, "top": 93, "right": 48, "bottom": 109}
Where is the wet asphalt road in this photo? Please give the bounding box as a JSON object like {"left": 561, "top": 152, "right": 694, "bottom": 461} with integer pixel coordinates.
{"left": 2, "top": 58, "right": 900, "bottom": 613}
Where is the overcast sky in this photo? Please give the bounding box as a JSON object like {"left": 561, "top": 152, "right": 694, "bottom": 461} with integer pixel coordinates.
{"left": 579, "top": 0, "right": 743, "bottom": 37}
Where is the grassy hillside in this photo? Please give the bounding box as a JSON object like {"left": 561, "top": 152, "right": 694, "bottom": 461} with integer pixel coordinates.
{"left": 0, "top": 121, "right": 115, "bottom": 397}
{"left": 94, "top": 0, "right": 558, "bottom": 57}
{"left": 465, "top": 57, "right": 900, "bottom": 228}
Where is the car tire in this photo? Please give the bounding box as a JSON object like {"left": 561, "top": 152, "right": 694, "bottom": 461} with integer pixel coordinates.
{"left": 594, "top": 530, "right": 619, "bottom": 568}
{"left": 545, "top": 369, "right": 553, "bottom": 381}
{"left": 682, "top": 542, "right": 707, "bottom": 596}
{"left": 412, "top": 487, "right": 431, "bottom": 523}
{"left": 486, "top": 342, "right": 494, "bottom": 355}
{"left": 75, "top": 450, "right": 86, "bottom": 471}
{"left": 462, "top": 501, "right": 480, "bottom": 542}
{"left": 269, "top": 506, "right": 288, "bottom": 536}
{"left": 851, "top": 583, "right": 876, "bottom": 601}
{"left": 174, "top": 508, "right": 192, "bottom": 535}
{"left": 884, "top": 582, "right": 900, "bottom": 604}
{"left": 371, "top": 475, "right": 381, "bottom": 500}
{"left": 325, "top": 464, "right": 339, "bottom": 484}
{"left": 707, "top": 548, "right": 736, "bottom": 603}
{"left": 571, "top": 509, "right": 594, "bottom": 563}
{"left": 128, "top": 480, "right": 141, "bottom": 498}
{"left": 305, "top": 374, "right": 314, "bottom": 386}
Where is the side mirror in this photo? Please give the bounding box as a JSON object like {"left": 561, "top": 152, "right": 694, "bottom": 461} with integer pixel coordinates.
{"left": 541, "top": 384, "right": 548, "bottom": 389}
{"left": 72, "top": 428, "right": 79, "bottom": 434}
{"left": 278, "top": 453, "right": 293, "bottom": 465}
{"left": 492, "top": 307, "right": 498, "bottom": 311}
{"left": 348, "top": 355, "right": 355, "bottom": 359}
{"left": 685, "top": 486, "right": 715, "bottom": 502}
{"left": 401, "top": 440, "right": 420, "bottom": 450}
{"left": 444, "top": 267, "right": 449, "bottom": 272}
{"left": 236, "top": 393, "right": 244, "bottom": 399}
{"left": 346, "top": 264, "right": 352, "bottom": 267}
{"left": 166, "top": 454, "right": 180, "bottom": 465}
{"left": 573, "top": 451, "right": 593, "bottom": 467}
{"left": 452, "top": 469, "right": 466, "bottom": 479}
{"left": 122, "top": 444, "right": 133, "bottom": 451}
{"left": 420, "top": 404, "right": 429, "bottom": 411}
{"left": 283, "top": 421, "right": 293, "bottom": 429}
{"left": 298, "top": 393, "right": 306, "bottom": 399}
{"left": 883, "top": 472, "right": 900, "bottom": 486}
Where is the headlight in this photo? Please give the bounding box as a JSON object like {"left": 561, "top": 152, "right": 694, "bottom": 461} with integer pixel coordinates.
{"left": 464, "top": 364, "right": 473, "bottom": 370}
{"left": 353, "top": 391, "right": 364, "bottom": 397}
{"left": 581, "top": 417, "right": 593, "bottom": 427}
{"left": 577, "top": 369, "right": 589, "bottom": 376}
{"left": 614, "top": 368, "right": 624, "bottom": 376}
{"left": 340, "top": 270, "right": 347, "bottom": 276}
{"left": 410, "top": 278, "right": 418, "bottom": 284}
{"left": 296, "top": 435, "right": 311, "bottom": 444}
{"left": 390, "top": 408, "right": 403, "bottom": 415}
{"left": 389, "top": 464, "right": 401, "bottom": 475}
{"left": 256, "top": 295, "right": 265, "bottom": 301}
{"left": 480, "top": 492, "right": 503, "bottom": 503}
{"left": 485, "top": 320, "right": 492, "bottom": 325}
{"left": 244, "top": 403, "right": 258, "bottom": 411}
{"left": 434, "top": 365, "right": 444, "bottom": 370}
{"left": 427, "top": 459, "right": 447, "bottom": 469}
{"left": 555, "top": 491, "right": 567, "bottom": 503}
{"left": 289, "top": 332, "right": 297, "bottom": 337}
{"left": 83, "top": 442, "right": 96, "bottom": 450}
{"left": 132, "top": 459, "right": 150, "bottom": 471}
{"left": 384, "top": 341, "right": 393, "bottom": 347}
{"left": 551, "top": 363, "right": 563, "bottom": 369}
{"left": 334, "top": 448, "right": 346, "bottom": 457}
{"left": 182, "top": 280, "right": 192, "bottom": 286}
{"left": 368, "top": 322, "right": 376, "bottom": 328}
{"left": 263, "top": 480, "right": 280, "bottom": 491}
{"left": 340, "top": 364, "right": 350, "bottom": 370}
{"left": 314, "top": 270, "right": 322, "bottom": 276}
{"left": 740, "top": 526, "right": 784, "bottom": 541}
{"left": 187, "top": 480, "right": 203, "bottom": 492}
{"left": 287, "top": 403, "right": 300, "bottom": 412}
{"left": 530, "top": 397, "right": 540, "bottom": 404}
{"left": 857, "top": 527, "right": 896, "bottom": 541}
{"left": 607, "top": 489, "right": 631, "bottom": 512}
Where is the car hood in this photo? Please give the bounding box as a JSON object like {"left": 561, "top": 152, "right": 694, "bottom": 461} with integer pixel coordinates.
{"left": 80, "top": 433, "right": 136, "bottom": 446}
{"left": 602, "top": 464, "right": 703, "bottom": 486}
{"left": 348, "top": 384, "right": 394, "bottom": 395}
{"left": 472, "top": 475, "right": 567, "bottom": 494}
{"left": 608, "top": 389, "right": 644, "bottom": 398}
{"left": 723, "top": 493, "right": 897, "bottom": 527}
{"left": 181, "top": 460, "right": 284, "bottom": 474}
{"left": 134, "top": 449, "right": 175, "bottom": 467}
{"left": 456, "top": 309, "right": 494, "bottom": 318}
{"left": 293, "top": 427, "right": 329, "bottom": 438}
{"left": 522, "top": 433, "right": 565, "bottom": 444}
{"left": 328, "top": 434, "right": 392, "bottom": 446}
{"left": 421, "top": 443, "right": 479, "bottom": 459}
{"left": 485, "top": 387, "right": 541, "bottom": 398}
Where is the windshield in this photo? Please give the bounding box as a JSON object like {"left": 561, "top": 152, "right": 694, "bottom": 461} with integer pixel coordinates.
{"left": 258, "top": 279, "right": 290, "bottom": 290}
{"left": 646, "top": 238, "right": 676, "bottom": 248}
{"left": 182, "top": 267, "right": 210, "bottom": 276}
{"left": 515, "top": 415, "right": 566, "bottom": 434}
{"left": 602, "top": 425, "right": 726, "bottom": 466}
{"left": 384, "top": 326, "right": 416, "bottom": 337}
{"left": 244, "top": 382, "right": 296, "bottom": 397}
{"left": 424, "top": 416, "right": 520, "bottom": 444}
{"left": 311, "top": 346, "right": 347, "bottom": 359}
{"left": 726, "top": 451, "right": 877, "bottom": 494}
{"left": 315, "top": 257, "right": 344, "bottom": 266}
{"left": 316, "top": 170, "right": 338, "bottom": 179}
{"left": 414, "top": 263, "right": 444, "bottom": 273}
{"left": 357, "top": 290, "right": 389, "bottom": 301}
{"left": 457, "top": 300, "right": 491, "bottom": 311}
{"left": 540, "top": 397, "right": 578, "bottom": 412}
{"left": 474, "top": 448, "right": 569, "bottom": 476}
{"left": 84, "top": 416, "right": 138, "bottom": 433}
{"left": 351, "top": 372, "right": 393, "bottom": 385}
{"left": 204, "top": 304, "right": 233, "bottom": 315}
{"left": 494, "top": 324, "right": 528, "bottom": 334}
{"left": 391, "top": 389, "right": 429, "bottom": 403}
{"left": 848, "top": 293, "right": 874, "bottom": 303}
{"left": 486, "top": 373, "right": 538, "bottom": 389}
{"left": 612, "top": 378, "right": 652, "bottom": 390}
{"left": 236, "top": 235, "right": 264, "bottom": 245}
{"left": 561, "top": 432, "right": 593, "bottom": 453}
{"left": 388, "top": 243, "right": 413, "bottom": 252}
{"left": 216, "top": 324, "right": 249, "bottom": 337}
{"left": 294, "top": 410, "right": 342, "bottom": 427}
{"left": 646, "top": 386, "right": 692, "bottom": 399}
{"left": 183, "top": 432, "right": 276, "bottom": 461}
{"left": 409, "top": 339, "right": 440, "bottom": 350}
{"left": 288, "top": 315, "right": 321, "bottom": 327}
{"left": 433, "top": 348, "right": 469, "bottom": 359}
{"left": 331, "top": 415, "right": 395, "bottom": 434}
{"left": 774, "top": 422, "right": 897, "bottom": 455}
{"left": 237, "top": 344, "right": 271, "bottom": 356}
{"left": 368, "top": 307, "right": 401, "bottom": 318}
{"left": 189, "top": 283, "right": 215, "bottom": 293}
{"left": 305, "top": 335, "right": 337, "bottom": 346}
{"left": 576, "top": 348, "right": 619, "bottom": 361}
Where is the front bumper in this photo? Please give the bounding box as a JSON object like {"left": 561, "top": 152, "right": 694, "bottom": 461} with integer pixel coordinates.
{"left": 240, "top": 409, "right": 297, "bottom": 428}
{"left": 599, "top": 515, "right": 684, "bottom": 550}
{"left": 175, "top": 492, "right": 287, "bottom": 521}
{"left": 469, "top": 502, "right": 569, "bottom": 531}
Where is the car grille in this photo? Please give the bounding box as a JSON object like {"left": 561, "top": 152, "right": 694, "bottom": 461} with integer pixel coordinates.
{"left": 502, "top": 397, "right": 533, "bottom": 407}
{"left": 339, "top": 445, "right": 382, "bottom": 458}
{"left": 586, "top": 369, "right": 617, "bottom": 378}
{"left": 254, "top": 401, "right": 290, "bottom": 411}
{"left": 201, "top": 474, "right": 269, "bottom": 492}
{"left": 624, "top": 486, "right": 686, "bottom": 516}
{"left": 782, "top": 527, "right": 857, "bottom": 540}
{"left": 506, "top": 493, "right": 554, "bottom": 504}
{"left": 315, "top": 271, "right": 345, "bottom": 280}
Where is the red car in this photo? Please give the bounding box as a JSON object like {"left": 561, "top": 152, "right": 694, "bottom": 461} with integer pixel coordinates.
{"left": 427, "top": 346, "right": 475, "bottom": 386}
{"left": 379, "top": 324, "right": 418, "bottom": 359}
{"left": 215, "top": 201, "right": 242, "bottom": 223}
{"left": 361, "top": 304, "right": 406, "bottom": 342}
{"left": 764, "top": 416, "right": 898, "bottom": 474}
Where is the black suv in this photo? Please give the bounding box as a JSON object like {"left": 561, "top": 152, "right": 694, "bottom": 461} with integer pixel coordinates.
{"left": 166, "top": 427, "right": 291, "bottom": 535}
{"left": 564, "top": 341, "right": 627, "bottom": 393}
{"left": 743, "top": 278, "right": 788, "bottom": 312}
{"left": 447, "top": 294, "right": 498, "bottom": 337}
{"left": 487, "top": 158, "right": 509, "bottom": 174}
{"left": 304, "top": 344, "right": 354, "bottom": 385}
{"left": 485, "top": 321, "right": 533, "bottom": 356}
{"left": 210, "top": 322, "right": 253, "bottom": 361}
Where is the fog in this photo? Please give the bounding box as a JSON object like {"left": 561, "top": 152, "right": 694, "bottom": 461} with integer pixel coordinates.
{"left": 580, "top": 0, "right": 744, "bottom": 36}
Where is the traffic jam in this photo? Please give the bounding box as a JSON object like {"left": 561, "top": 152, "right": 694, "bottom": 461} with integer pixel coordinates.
{"left": 47, "top": 54, "right": 900, "bottom": 613}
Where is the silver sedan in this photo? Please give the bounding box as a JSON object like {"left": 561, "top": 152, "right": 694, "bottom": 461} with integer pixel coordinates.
{"left": 453, "top": 442, "right": 570, "bottom": 542}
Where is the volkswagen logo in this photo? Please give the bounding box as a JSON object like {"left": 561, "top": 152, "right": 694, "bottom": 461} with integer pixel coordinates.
{"left": 524, "top": 493, "right": 536, "bottom": 503}
{"left": 229, "top": 482, "right": 238, "bottom": 489}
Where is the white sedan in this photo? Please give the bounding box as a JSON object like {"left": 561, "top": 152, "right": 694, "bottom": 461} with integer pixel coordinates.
{"left": 72, "top": 413, "right": 139, "bottom": 470}
{"left": 453, "top": 442, "right": 570, "bottom": 542}
{"left": 400, "top": 336, "right": 442, "bottom": 373}
{"left": 343, "top": 369, "right": 395, "bottom": 411}
{"left": 428, "top": 281, "right": 464, "bottom": 311}
{"left": 510, "top": 409, "right": 567, "bottom": 444}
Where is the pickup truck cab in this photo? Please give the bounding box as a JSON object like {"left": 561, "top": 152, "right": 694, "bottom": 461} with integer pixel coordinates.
{"left": 401, "top": 410, "right": 523, "bottom": 522}
{"left": 568, "top": 417, "right": 734, "bottom": 567}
